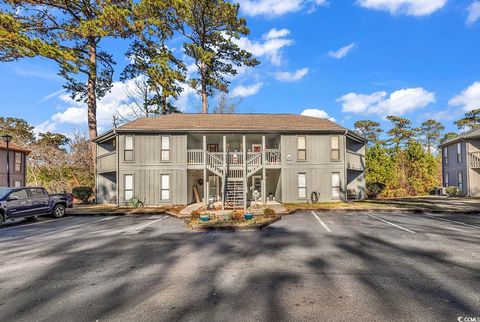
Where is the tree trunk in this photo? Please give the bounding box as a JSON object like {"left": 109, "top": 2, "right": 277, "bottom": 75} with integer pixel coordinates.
{"left": 200, "top": 62, "right": 208, "bottom": 113}
{"left": 86, "top": 38, "right": 98, "bottom": 161}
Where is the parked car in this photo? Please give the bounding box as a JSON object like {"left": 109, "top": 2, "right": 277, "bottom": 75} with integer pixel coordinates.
{"left": 0, "top": 187, "right": 73, "bottom": 226}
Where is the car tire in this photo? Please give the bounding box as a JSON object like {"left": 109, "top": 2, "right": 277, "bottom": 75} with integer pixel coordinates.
{"left": 52, "top": 204, "right": 66, "bottom": 218}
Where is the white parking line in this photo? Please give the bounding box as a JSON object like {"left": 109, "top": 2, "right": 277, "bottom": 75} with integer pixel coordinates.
{"left": 24, "top": 217, "right": 117, "bottom": 240}
{"left": 132, "top": 216, "right": 168, "bottom": 231}
{"left": 365, "top": 213, "right": 416, "bottom": 234}
{"left": 425, "top": 213, "right": 480, "bottom": 229}
{"left": 311, "top": 211, "right": 332, "bottom": 233}
{"left": 0, "top": 216, "right": 73, "bottom": 232}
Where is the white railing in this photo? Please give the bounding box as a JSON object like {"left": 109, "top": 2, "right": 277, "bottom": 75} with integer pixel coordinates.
{"left": 228, "top": 168, "right": 244, "bottom": 179}
{"left": 187, "top": 149, "right": 204, "bottom": 168}
{"left": 264, "top": 149, "right": 281, "bottom": 166}
{"left": 246, "top": 152, "right": 262, "bottom": 176}
{"left": 227, "top": 152, "right": 244, "bottom": 166}
{"left": 469, "top": 152, "right": 480, "bottom": 168}
{"left": 206, "top": 153, "right": 224, "bottom": 176}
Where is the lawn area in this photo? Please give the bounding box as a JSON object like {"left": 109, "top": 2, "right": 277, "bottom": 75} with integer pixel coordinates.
{"left": 283, "top": 200, "right": 398, "bottom": 211}
{"left": 71, "top": 204, "right": 183, "bottom": 214}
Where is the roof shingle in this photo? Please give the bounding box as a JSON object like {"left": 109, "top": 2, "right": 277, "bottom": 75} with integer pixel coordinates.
{"left": 117, "top": 113, "right": 346, "bottom": 132}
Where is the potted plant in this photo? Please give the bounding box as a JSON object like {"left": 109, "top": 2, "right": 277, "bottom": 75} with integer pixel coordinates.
{"left": 200, "top": 213, "right": 210, "bottom": 222}
{"left": 244, "top": 212, "right": 254, "bottom": 220}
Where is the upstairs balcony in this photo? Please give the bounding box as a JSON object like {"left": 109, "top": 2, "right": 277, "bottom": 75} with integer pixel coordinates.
{"left": 469, "top": 152, "right": 480, "bottom": 168}
{"left": 187, "top": 149, "right": 281, "bottom": 179}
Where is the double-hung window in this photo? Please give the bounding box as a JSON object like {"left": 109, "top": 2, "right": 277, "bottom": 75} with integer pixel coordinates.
{"left": 331, "top": 136, "right": 340, "bottom": 161}
{"left": 124, "top": 174, "right": 134, "bottom": 201}
{"left": 457, "top": 143, "right": 462, "bottom": 163}
{"left": 161, "top": 136, "right": 170, "bottom": 161}
{"left": 331, "top": 172, "right": 341, "bottom": 199}
{"left": 444, "top": 173, "right": 449, "bottom": 187}
{"left": 298, "top": 173, "right": 307, "bottom": 199}
{"left": 161, "top": 174, "right": 170, "bottom": 200}
{"left": 14, "top": 152, "right": 22, "bottom": 172}
{"left": 124, "top": 135, "right": 134, "bottom": 162}
{"left": 458, "top": 172, "right": 463, "bottom": 192}
{"left": 297, "top": 136, "right": 306, "bottom": 161}
{"left": 443, "top": 147, "right": 448, "bottom": 166}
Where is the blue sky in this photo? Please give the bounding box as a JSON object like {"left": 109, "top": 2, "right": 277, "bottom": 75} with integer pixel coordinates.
{"left": 1, "top": 0, "right": 480, "bottom": 136}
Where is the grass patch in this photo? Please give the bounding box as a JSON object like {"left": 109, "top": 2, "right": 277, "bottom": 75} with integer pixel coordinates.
{"left": 283, "top": 201, "right": 399, "bottom": 211}
{"left": 189, "top": 216, "right": 277, "bottom": 228}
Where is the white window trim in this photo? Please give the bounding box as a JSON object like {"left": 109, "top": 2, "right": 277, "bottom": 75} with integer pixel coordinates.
{"left": 443, "top": 147, "right": 448, "bottom": 165}
{"left": 331, "top": 172, "right": 341, "bottom": 199}
{"left": 160, "top": 135, "right": 171, "bottom": 162}
{"left": 298, "top": 172, "right": 307, "bottom": 199}
{"left": 14, "top": 152, "right": 22, "bottom": 172}
{"left": 458, "top": 171, "right": 463, "bottom": 192}
{"left": 124, "top": 135, "right": 134, "bottom": 162}
{"left": 161, "top": 174, "right": 171, "bottom": 201}
{"left": 297, "top": 135, "right": 306, "bottom": 161}
{"left": 457, "top": 143, "right": 462, "bottom": 163}
{"left": 124, "top": 174, "right": 134, "bottom": 201}
{"left": 444, "top": 173, "right": 449, "bottom": 187}
{"left": 331, "top": 135, "right": 341, "bottom": 162}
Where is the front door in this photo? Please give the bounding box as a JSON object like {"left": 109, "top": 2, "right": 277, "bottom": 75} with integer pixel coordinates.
{"left": 251, "top": 175, "right": 262, "bottom": 200}
{"left": 207, "top": 144, "right": 219, "bottom": 152}
{"left": 208, "top": 176, "right": 219, "bottom": 200}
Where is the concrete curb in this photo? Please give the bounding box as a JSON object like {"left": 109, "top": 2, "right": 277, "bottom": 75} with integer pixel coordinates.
{"left": 186, "top": 216, "right": 281, "bottom": 232}
{"left": 287, "top": 208, "right": 480, "bottom": 215}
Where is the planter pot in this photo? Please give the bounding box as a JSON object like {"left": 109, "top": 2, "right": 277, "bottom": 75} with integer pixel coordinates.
{"left": 200, "top": 215, "right": 210, "bottom": 222}
{"left": 244, "top": 213, "right": 254, "bottom": 220}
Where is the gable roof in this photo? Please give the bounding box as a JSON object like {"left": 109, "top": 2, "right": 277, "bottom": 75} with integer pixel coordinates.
{"left": 116, "top": 113, "right": 347, "bottom": 133}
{"left": 0, "top": 142, "right": 30, "bottom": 154}
{"left": 439, "top": 127, "right": 480, "bottom": 147}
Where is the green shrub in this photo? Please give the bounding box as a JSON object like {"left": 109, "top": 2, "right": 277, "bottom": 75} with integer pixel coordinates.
{"left": 366, "top": 182, "right": 386, "bottom": 200}
{"left": 72, "top": 186, "right": 93, "bottom": 203}
{"left": 263, "top": 208, "right": 276, "bottom": 217}
{"left": 130, "top": 197, "right": 144, "bottom": 208}
{"left": 446, "top": 186, "right": 460, "bottom": 197}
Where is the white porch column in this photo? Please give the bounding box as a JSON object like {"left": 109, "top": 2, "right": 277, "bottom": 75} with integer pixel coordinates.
{"left": 262, "top": 135, "right": 267, "bottom": 204}
{"left": 222, "top": 135, "right": 227, "bottom": 211}
{"left": 203, "top": 135, "right": 207, "bottom": 205}
{"left": 243, "top": 135, "right": 247, "bottom": 210}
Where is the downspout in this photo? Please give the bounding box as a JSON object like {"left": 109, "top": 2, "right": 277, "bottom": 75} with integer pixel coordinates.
{"left": 344, "top": 130, "right": 348, "bottom": 203}
{"left": 114, "top": 129, "right": 120, "bottom": 207}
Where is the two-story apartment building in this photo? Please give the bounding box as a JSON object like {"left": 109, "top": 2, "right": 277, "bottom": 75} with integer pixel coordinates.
{"left": 94, "top": 114, "right": 366, "bottom": 208}
{"left": 0, "top": 141, "right": 29, "bottom": 187}
{"left": 440, "top": 127, "right": 480, "bottom": 197}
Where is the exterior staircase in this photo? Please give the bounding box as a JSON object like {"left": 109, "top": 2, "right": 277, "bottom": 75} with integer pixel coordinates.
{"left": 225, "top": 179, "right": 244, "bottom": 208}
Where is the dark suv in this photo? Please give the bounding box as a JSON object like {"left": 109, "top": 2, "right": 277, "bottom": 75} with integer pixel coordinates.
{"left": 0, "top": 187, "right": 73, "bottom": 226}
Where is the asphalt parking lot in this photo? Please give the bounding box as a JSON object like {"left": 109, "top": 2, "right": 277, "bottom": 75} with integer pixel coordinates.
{"left": 0, "top": 211, "right": 479, "bottom": 322}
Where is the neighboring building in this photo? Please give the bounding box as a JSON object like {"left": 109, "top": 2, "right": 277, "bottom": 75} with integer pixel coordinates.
{"left": 94, "top": 114, "right": 367, "bottom": 208}
{"left": 0, "top": 141, "right": 30, "bottom": 187}
{"left": 439, "top": 127, "right": 480, "bottom": 197}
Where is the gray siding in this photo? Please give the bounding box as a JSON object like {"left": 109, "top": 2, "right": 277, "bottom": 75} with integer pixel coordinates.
{"left": 0, "top": 150, "right": 26, "bottom": 187}
{"left": 97, "top": 172, "right": 116, "bottom": 204}
{"left": 118, "top": 133, "right": 187, "bottom": 205}
{"left": 280, "top": 134, "right": 347, "bottom": 202}
{"left": 442, "top": 141, "right": 468, "bottom": 195}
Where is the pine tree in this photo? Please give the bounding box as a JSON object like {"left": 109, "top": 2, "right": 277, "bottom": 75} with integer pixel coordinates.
{"left": 386, "top": 115, "right": 416, "bottom": 149}
{"left": 354, "top": 120, "right": 383, "bottom": 146}
{"left": 419, "top": 119, "right": 445, "bottom": 152}
{"left": 0, "top": 1, "right": 134, "bottom": 159}
{"left": 454, "top": 109, "right": 480, "bottom": 130}
{"left": 174, "top": 0, "right": 260, "bottom": 113}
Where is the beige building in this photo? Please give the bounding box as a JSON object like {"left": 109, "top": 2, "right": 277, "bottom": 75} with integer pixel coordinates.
{"left": 94, "top": 114, "right": 367, "bottom": 208}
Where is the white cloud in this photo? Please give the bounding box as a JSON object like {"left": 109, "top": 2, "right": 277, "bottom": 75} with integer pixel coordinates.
{"left": 338, "top": 87, "right": 435, "bottom": 115}
{"left": 231, "top": 83, "right": 263, "bottom": 97}
{"left": 449, "top": 81, "right": 480, "bottom": 111}
{"left": 357, "top": 0, "right": 447, "bottom": 16}
{"left": 328, "top": 43, "right": 356, "bottom": 59}
{"left": 236, "top": 0, "right": 328, "bottom": 17}
{"left": 275, "top": 68, "right": 309, "bottom": 82}
{"left": 301, "top": 109, "right": 336, "bottom": 122}
{"left": 235, "top": 28, "right": 294, "bottom": 66}
{"left": 467, "top": 1, "right": 480, "bottom": 25}
{"left": 33, "top": 120, "right": 57, "bottom": 136}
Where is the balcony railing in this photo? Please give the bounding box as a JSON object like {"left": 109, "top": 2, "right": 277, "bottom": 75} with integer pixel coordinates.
{"left": 346, "top": 150, "right": 365, "bottom": 171}
{"left": 469, "top": 152, "right": 480, "bottom": 168}
{"left": 97, "top": 152, "right": 117, "bottom": 173}
{"left": 187, "top": 149, "right": 281, "bottom": 174}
